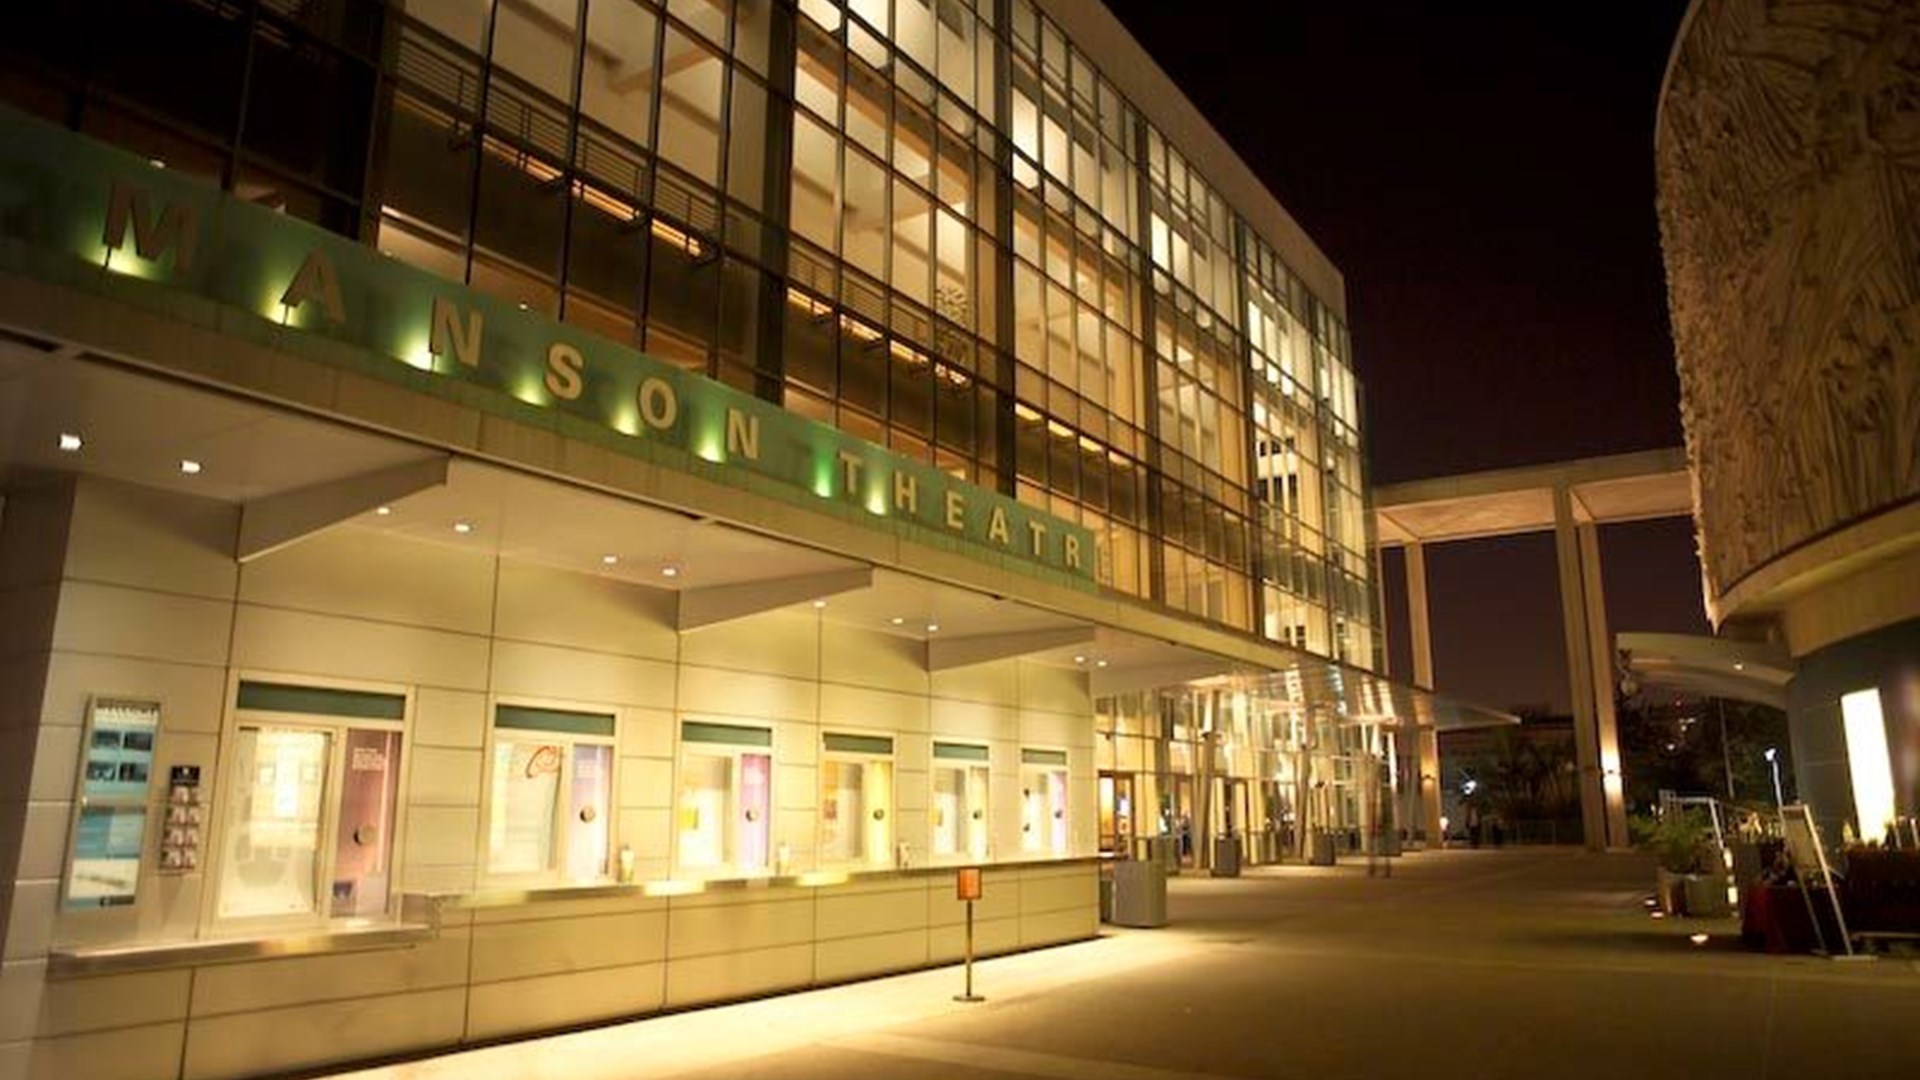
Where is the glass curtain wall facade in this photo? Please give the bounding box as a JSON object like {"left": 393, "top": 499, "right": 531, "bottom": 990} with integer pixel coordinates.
{"left": 2, "top": 0, "right": 1376, "bottom": 664}
{"left": 1096, "top": 687, "right": 1400, "bottom": 865}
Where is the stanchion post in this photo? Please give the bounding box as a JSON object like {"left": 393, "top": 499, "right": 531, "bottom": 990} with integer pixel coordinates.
{"left": 954, "top": 866, "right": 984, "bottom": 1003}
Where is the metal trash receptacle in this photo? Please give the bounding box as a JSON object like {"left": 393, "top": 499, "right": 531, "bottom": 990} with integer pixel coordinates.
{"left": 1111, "top": 859, "right": 1168, "bottom": 927}
{"left": 1308, "top": 829, "right": 1336, "bottom": 866}
{"left": 1210, "top": 836, "right": 1241, "bottom": 877}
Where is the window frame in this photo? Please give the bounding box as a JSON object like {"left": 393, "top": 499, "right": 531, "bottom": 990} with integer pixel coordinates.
{"left": 819, "top": 731, "right": 896, "bottom": 868}
{"left": 481, "top": 696, "right": 621, "bottom": 887}
{"left": 204, "top": 672, "right": 413, "bottom": 936}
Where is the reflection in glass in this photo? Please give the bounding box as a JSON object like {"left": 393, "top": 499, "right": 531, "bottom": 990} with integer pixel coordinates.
{"left": 489, "top": 739, "right": 561, "bottom": 876}
{"left": 219, "top": 727, "right": 330, "bottom": 919}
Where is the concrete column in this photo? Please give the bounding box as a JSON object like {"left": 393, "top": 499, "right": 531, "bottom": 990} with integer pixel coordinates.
{"left": 1553, "top": 486, "right": 1608, "bottom": 851}
{"left": 1402, "top": 542, "right": 1443, "bottom": 845}
{"left": 1405, "top": 542, "right": 1435, "bottom": 689}
{"left": 1578, "top": 523, "right": 1630, "bottom": 848}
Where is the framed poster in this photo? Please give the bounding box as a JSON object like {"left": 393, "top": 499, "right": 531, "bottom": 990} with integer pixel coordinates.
{"left": 63, "top": 698, "right": 160, "bottom": 909}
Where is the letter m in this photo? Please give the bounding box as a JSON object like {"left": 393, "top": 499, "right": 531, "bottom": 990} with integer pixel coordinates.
{"left": 103, "top": 180, "right": 199, "bottom": 273}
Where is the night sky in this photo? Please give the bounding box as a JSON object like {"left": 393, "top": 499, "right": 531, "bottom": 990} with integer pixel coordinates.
{"left": 1105, "top": 3, "right": 1708, "bottom": 710}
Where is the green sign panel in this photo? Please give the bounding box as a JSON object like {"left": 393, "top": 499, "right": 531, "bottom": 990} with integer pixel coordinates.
{"left": 0, "top": 107, "right": 1096, "bottom": 585}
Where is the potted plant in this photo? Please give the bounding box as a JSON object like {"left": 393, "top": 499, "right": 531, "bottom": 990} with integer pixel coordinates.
{"left": 1648, "top": 811, "right": 1718, "bottom": 916}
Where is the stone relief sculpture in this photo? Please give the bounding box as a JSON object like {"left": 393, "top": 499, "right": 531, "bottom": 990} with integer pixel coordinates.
{"left": 1656, "top": 0, "right": 1918, "bottom": 616}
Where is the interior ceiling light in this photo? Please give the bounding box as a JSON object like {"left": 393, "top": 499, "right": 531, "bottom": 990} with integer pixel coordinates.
{"left": 926, "top": 623, "right": 940, "bottom": 633}
{"left": 1073, "top": 655, "right": 1086, "bottom": 664}
{"left": 179, "top": 459, "right": 202, "bottom": 475}
{"left": 661, "top": 565, "right": 680, "bottom": 578}
{"left": 601, "top": 554, "right": 619, "bottom": 566}
{"left": 889, "top": 616, "right": 905, "bottom": 625}
{"left": 375, "top": 505, "right": 392, "bottom": 516}
{"left": 58, "top": 433, "right": 82, "bottom": 452}
{"left": 1096, "top": 659, "right": 1109, "bottom": 668}
{"left": 812, "top": 599, "right": 827, "bottom": 609}
{"left": 452, "top": 521, "right": 473, "bottom": 534}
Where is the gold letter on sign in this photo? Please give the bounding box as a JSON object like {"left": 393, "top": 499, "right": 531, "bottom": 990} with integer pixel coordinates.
{"left": 837, "top": 450, "right": 864, "bottom": 496}
{"left": 726, "top": 409, "right": 761, "bottom": 461}
{"left": 893, "top": 470, "right": 919, "bottom": 516}
{"left": 103, "top": 180, "right": 199, "bottom": 272}
{"left": 545, "top": 343, "right": 585, "bottom": 400}
{"left": 638, "top": 378, "right": 677, "bottom": 430}
{"left": 281, "top": 250, "right": 346, "bottom": 324}
{"left": 987, "top": 506, "right": 1011, "bottom": 546}
{"left": 429, "top": 296, "right": 483, "bottom": 368}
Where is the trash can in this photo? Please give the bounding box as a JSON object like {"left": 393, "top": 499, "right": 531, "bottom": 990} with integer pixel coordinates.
{"left": 1137, "top": 834, "right": 1178, "bottom": 876}
{"left": 1210, "top": 835, "right": 1241, "bottom": 877}
{"left": 1111, "top": 858, "right": 1168, "bottom": 927}
{"left": 1308, "top": 829, "right": 1336, "bottom": 866}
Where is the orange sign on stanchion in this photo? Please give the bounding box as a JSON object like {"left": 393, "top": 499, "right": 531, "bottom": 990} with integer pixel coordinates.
{"left": 956, "top": 866, "right": 983, "bottom": 901}
{"left": 955, "top": 867, "right": 984, "bottom": 1002}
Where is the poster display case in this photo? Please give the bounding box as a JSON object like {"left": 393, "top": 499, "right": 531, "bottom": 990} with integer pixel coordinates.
{"left": 64, "top": 698, "right": 160, "bottom": 910}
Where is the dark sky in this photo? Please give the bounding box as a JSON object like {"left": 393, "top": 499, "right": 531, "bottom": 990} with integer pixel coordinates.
{"left": 1105, "top": 3, "right": 1707, "bottom": 710}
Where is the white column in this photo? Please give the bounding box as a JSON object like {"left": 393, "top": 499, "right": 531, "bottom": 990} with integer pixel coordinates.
{"left": 1404, "top": 543, "right": 1443, "bottom": 845}
{"left": 1553, "top": 486, "right": 1608, "bottom": 851}
{"left": 1578, "top": 523, "right": 1630, "bottom": 848}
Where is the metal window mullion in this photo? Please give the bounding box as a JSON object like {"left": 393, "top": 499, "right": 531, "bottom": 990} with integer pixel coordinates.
{"left": 554, "top": 0, "right": 591, "bottom": 323}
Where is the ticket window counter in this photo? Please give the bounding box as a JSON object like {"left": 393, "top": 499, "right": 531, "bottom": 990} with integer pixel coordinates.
{"left": 1020, "top": 748, "right": 1070, "bottom": 856}
{"left": 214, "top": 681, "right": 408, "bottom": 927}
{"left": 932, "top": 742, "right": 990, "bottom": 862}
{"left": 676, "top": 721, "right": 772, "bottom": 878}
{"left": 484, "top": 705, "right": 617, "bottom": 884}
{"left": 821, "top": 733, "right": 894, "bottom": 869}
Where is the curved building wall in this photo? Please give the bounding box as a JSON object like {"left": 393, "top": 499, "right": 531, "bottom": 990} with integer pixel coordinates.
{"left": 1657, "top": 0, "right": 1920, "bottom": 845}
{"left": 1655, "top": 0, "right": 1920, "bottom": 626}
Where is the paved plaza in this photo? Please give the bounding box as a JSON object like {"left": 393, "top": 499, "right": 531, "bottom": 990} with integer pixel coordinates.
{"left": 323, "top": 850, "right": 1919, "bottom": 1080}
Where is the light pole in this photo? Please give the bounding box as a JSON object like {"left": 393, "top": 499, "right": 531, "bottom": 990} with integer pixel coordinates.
{"left": 1763, "top": 747, "right": 1785, "bottom": 811}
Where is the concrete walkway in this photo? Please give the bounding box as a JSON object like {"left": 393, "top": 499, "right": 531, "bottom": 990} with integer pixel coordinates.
{"left": 321, "top": 849, "right": 1919, "bottom": 1080}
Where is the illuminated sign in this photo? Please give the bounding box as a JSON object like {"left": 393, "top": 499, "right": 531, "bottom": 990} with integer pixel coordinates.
{"left": 0, "top": 108, "right": 1096, "bottom": 585}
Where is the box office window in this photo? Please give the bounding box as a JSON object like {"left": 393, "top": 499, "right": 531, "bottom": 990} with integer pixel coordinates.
{"left": 678, "top": 722, "right": 772, "bottom": 876}
{"left": 1020, "top": 747, "right": 1069, "bottom": 855}
{"left": 932, "top": 741, "right": 990, "bottom": 862}
{"left": 821, "top": 733, "right": 893, "bottom": 867}
{"left": 217, "top": 682, "right": 406, "bottom": 923}
{"left": 487, "top": 706, "right": 616, "bottom": 882}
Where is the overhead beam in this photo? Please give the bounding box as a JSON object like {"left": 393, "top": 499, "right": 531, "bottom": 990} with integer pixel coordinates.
{"left": 238, "top": 456, "right": 449, "bottom": 562}
{"left": 1091, "top": 657, "right": 1235, "bottom": 698}
{"left": 925, "top": 625, "right": 1095, "bottom": 672}
{"left": 677, "top": 566, "right": 873, "bottom": 631}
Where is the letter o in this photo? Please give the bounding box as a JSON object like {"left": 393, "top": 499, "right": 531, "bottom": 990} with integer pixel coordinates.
{"left": 638, "top": 378, "right": 678, "bottom": 430}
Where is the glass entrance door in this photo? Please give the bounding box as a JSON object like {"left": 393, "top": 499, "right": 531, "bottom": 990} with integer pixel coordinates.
{"left": 1098, "top": 772, "right": 1136, "bottom": 856}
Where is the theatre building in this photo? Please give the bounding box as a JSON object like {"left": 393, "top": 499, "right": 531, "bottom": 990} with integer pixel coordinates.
{"left": 0, "top": 3, "right": 1499, "bottom": 1077}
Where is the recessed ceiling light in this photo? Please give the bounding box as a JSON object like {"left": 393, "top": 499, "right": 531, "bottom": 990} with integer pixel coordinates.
{"left": 926, "top": 623, "right": 940, "bottom": 633}
{"left": 1732, "top": 662, "right": 1745, "bottom": 671}
{"left": 179, "top": 459, "right": 202, "bottom": 475}
{"left": 57, "top": 433, "right": 82, "bottom": 452}
{"left": 661, "top": 565, "right": 680, "bottom": 578}
{"left": 601, "top": 554, "right": 619, "bottom": 566}
{"left": 1073, "top": 655, "right": 1086, "bottom": 664}
{"left": 148, "top": 158, "right": 166, "bottom": 169}
{"left": 452, "top": 521, "right": 473, "bottom": 534}
{"left": 889, "top": 617, "right": 905, "bottom": 626}
{"left": 374, "top": 505, "right": 392, "bottom": 516}
{"left": 812, "top": 600, "right": 827, "bottom": 609}
{"left": 1096, "top": 659, "right": 1109, "bottom": 668}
